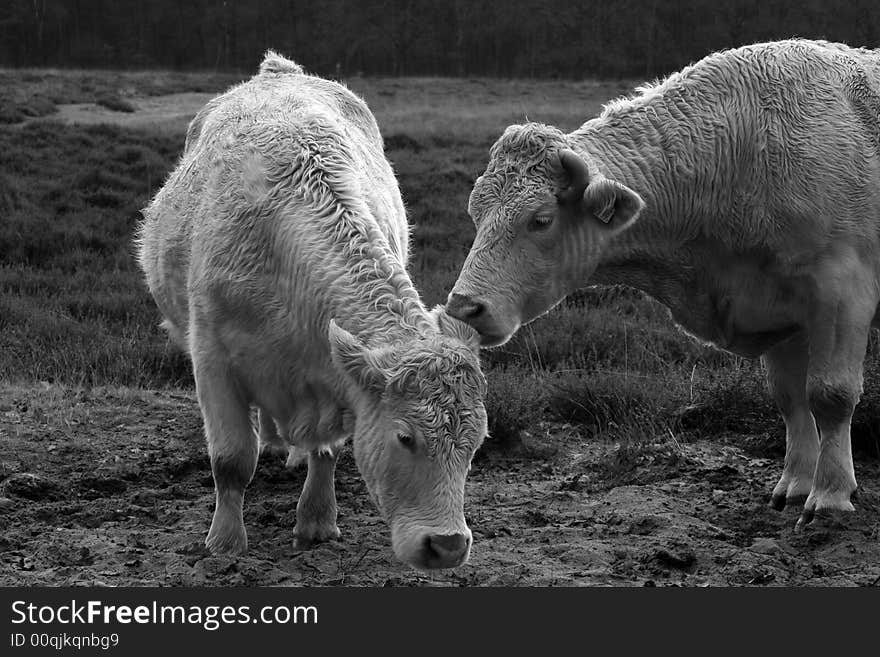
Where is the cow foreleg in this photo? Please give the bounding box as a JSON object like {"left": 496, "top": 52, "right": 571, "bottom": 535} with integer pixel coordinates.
{"left": 763, "top": 333, "right": 819, "bottom": 510}
{"left": 195, "top": 353, "right": 259, "bottom": 556}
{"left": 294, "top": 447, "right": 341, "bottom": 549}
{"left": 798, "top": 281, "right": 874, "bottom": 528}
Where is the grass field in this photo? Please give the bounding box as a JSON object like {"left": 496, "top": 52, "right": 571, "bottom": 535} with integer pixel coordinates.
{"left": 0, "top": 68, "right": 785, "bottom": 443}
{"left": 2, "top": 68, "right": 880, "bottom": 586}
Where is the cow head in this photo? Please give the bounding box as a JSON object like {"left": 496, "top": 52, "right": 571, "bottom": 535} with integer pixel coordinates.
{"left": 447, "top": 123, "right": 644, "bottom": 346}
{"left": 328, "top": 310, "right": 486, "bottom": 570}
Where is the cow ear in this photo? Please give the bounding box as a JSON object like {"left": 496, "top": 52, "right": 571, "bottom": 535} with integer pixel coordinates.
{"left": 583, "top": 178, "right": 644, "bottom": 234}
{"left": 467, "top": 175, "right": 484, "bottom": 220}
{"left": 555, "top": 148, "right": 591, "bottom": 203}
{"left": 328, "top": 320, "right": 387, "bottom": 394}
{"left": 431, "top": 305, "right": 481, "bottom": 354}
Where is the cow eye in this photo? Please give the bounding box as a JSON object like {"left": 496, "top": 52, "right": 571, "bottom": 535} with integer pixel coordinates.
{"left": 397, "top": 433, "right": 415, "bottom": 450}
{"left": 529, "top": 213, "right": 554, "bottom": 231}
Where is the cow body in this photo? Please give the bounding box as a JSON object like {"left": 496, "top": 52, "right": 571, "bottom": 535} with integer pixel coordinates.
{"left": 584, "top": 40, "right": 880, "bottom": 360}
{"left": 448, "top": 40, "right": 880, "bottom": 526}
{"left": 138, "top": 52, "right": 487, "bottom": 570}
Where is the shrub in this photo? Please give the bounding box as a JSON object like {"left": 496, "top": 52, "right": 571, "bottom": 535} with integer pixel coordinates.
{"left": 546, "top": 369, "right": 683, "bottom": 442}
{"left": 484, "top": 368, "right": 547, "bottom": 444}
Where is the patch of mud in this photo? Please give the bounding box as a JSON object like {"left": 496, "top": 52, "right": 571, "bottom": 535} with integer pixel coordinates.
{"left": 1, "top": 384, "right": 878, "bottom": 586}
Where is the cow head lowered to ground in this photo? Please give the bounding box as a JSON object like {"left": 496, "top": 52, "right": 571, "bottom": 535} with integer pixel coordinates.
{"left": 329, "top": 312, "right": 487, "bottom": 569}
{"left": 137, "top": 50, "right": 490, "bottom": 571}
{"left": 447, "top": 123, "right": 644, "bottom": 346}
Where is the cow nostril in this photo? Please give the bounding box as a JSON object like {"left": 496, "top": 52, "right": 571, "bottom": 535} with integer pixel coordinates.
{"left": 447, "top": 293, "right": 486, "bottom": 320}
{"left": 468, "top": 301, "right": 486, "bottom": 318}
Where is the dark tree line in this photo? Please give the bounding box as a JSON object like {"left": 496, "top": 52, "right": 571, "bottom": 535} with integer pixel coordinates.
{"left": 2, "top": 0, "right": 879, "bottom": 78}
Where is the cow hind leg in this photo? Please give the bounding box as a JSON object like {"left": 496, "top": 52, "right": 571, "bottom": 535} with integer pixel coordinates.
{"left": 194, "top": 351, "right": 258, "bottom": 556}
{"left": 256, "top": 407, "right": 309, "bottom": 468}
{"left": 257, "top": 406, "right": 286, "bottom": 455}
{"left": 763, "top": 333, "right": 819, "bottom": 510}
{"left": 797, "top": 278, "right": 874, "bottom": 528}
{"left": 294, "top": 447, "right": 341, "bottom": 549}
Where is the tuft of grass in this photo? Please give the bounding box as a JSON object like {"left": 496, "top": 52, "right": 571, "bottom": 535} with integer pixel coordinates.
{"left": 582, "top": 440, "right": 696, "bottom": 489}
{"left": 675, "top": 359, "right": 779, "bottom": 436}
{"left": 546, "top": 369, "right": 683, "bottom": 442}
{"left": 484, "top": 369, "right": 547, "bottom": 444}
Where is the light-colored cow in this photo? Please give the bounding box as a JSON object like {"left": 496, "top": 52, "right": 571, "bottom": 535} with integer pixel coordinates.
{"left": 447, "top": 39, "right": 880, "bottom": 527}
{"left": 137, "top": 51, "right": 487, "bottom": 570}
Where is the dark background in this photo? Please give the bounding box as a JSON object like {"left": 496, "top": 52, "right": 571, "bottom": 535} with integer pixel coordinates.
{"left": 2, "top": 0, "right": 879, "bottom": 78}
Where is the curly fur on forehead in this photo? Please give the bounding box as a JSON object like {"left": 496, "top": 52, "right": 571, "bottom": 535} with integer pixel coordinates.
{"left": 382, "top": 337, "right": 486, "bottom": 454}
{"left": 488, "top": 122, "right": 569, "bottom": 169}
{"left": 386, "top": 338, "right": 486, "bottom": 400}
{"left": 470, "top": 123, "right": 571, "bottom": 217}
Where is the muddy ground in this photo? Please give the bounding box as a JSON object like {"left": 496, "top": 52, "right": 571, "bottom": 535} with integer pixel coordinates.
{"left": 1, "top": 384, "right": 878, "bottom": 587}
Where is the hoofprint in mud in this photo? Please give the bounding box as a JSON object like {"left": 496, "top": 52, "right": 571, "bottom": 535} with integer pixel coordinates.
{"left": 448, "top": 39, "right": 880, "bottom": 528}
{"left": 136, "top": 51, "right": 488, "bottom": 570}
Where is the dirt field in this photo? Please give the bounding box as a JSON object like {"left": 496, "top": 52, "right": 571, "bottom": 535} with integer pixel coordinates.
{"left": 1, "top": 384, "right": 878, "bottom": 587}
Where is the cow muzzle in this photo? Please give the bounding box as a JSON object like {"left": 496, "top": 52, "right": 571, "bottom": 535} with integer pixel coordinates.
{"left": 394, "top": 525, "right": 473, "bottom": 570}
{"left": 413, "top": 531, "right": 471, "bottom": 569}
{"left": 422, "top": 532, "right": 471, "bottom": 569}
{"left": 445, "top": 292, "right": 517, "bottom": 347}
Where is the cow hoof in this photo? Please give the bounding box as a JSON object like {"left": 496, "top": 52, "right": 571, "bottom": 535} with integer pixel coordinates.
{"left": 769, "top": 475, "right": 812, "bottom": 512}
{"left": 769, "top": 491, "right": 808, "bottom": 511}
{"left": 206, "top": 519, "right": 248, "bottom": 556}
{"left": 294, "top": 524, "right": 341, "bottom": 550}
{"left": 795, "top": 489, "right": 856, "bottom": 530}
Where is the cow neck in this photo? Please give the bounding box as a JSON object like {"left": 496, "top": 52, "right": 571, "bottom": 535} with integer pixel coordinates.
{"left": 330, "top": 262, "right": 433, "bottom": 350}
{"left": 573, "top": 118, "right": 700, "bottom": 308}
{"left": 313, "top": 198, "right": 434, "bottom": 349}
{"left": 354, "top": 302, "right": 433, "bottom": 350}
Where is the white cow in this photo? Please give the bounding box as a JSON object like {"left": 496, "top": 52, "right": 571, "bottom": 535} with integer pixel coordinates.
{"left": 137, "top": 51, "right": 487, "bottom": 570}
{"left": 447, "top": 39, "right": 880, "bottom": 527}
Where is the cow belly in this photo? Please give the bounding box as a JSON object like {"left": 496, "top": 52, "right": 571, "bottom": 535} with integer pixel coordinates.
{"left": 715, "top": 290, "right": 804, "bottom": 357}
{"left": 665, "top": 269, "right": 807, "bottom": 358}
{"left": 719, "top": 325, "right": 801, "bottom": 358}
{"left": 673, "top": 307, "right": 800, "bottom": 358}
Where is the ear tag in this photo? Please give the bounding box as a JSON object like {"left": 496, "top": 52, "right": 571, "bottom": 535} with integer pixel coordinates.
{"left": 596, "top": 195, "right": 616, "bottom": 223}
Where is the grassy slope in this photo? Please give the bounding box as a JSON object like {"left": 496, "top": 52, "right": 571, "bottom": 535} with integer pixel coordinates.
{"left": 2, "top": 69, "right": 880, "bottom": 455}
